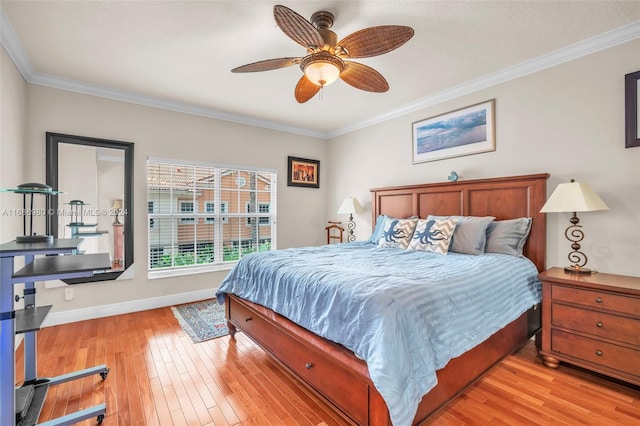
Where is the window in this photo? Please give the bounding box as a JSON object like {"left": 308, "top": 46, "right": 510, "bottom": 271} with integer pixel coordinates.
{"left": 147, "top": 158, "right": 277, "bottom": 278}
{"left": 148, "top": 201, "right": 156, "bottom": 228}
{"left": 246, "top": 202, "right": 271, "bottom": 226}
{"left": 205, "top": 201, "right": 228, "bottom": 224}
{"left": 179, "top": 201, "right": 195, "bottom": 223}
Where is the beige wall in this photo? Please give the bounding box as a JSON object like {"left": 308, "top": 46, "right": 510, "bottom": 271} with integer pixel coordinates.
{"left": 0, "top": 46, "right": 27, "bottom": 243}
{"left": 1, "top": 46, "right": 28, "bottom": 319}
{"left": 327, "top": 40, "right": 640, "bottom": 276}
{"left": 20, "top": 84, "right": 327, "bottom": 313}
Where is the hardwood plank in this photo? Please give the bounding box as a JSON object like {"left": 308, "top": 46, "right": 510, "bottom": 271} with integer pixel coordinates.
{"left": 15, "top": 306, "right": 638, "bottom": 425}
{"left": 149, "top": 377, "right": 172, "bottom": 426}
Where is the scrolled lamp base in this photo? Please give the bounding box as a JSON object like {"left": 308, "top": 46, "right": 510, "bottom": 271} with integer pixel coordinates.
{"left": 346, "top": 214, "right": 356, "bottom": 242}
{"left": 563, "top": 213, "right": 594, "bottom": 274}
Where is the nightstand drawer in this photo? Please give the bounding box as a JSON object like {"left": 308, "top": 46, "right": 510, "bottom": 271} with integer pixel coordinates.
{"left": 552, "top": 285, "right": 640, "bottom": 316}
{"left": 551, "top": 329, "right": 640, "bottom": 377}
{"left": 552, "top": 303, "right": 640, "bottom": 345}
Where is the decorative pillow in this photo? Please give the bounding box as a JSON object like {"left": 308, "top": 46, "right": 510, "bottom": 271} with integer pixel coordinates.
{"left": 377, "top": 217, "right": 418, "bottom": 249}
{"left": 485, "top": 217, "right": 532, "bottom": 257}
{"left": 407, "top": 218, "right": 457, "bottom": 254}
{"left": 368, "top": 215, "right": 388, "bottom": 244}
{"left": 427, "top": 215, "right": 495, "bottom": 255}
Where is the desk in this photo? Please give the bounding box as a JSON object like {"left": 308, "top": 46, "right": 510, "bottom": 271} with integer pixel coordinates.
{"left": 0, "top": 239, "right": 111, "bottom": 425}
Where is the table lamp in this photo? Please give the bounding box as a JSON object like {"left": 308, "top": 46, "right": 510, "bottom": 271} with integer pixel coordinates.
{"left": 337, "top": 197, "right": 364, "bottom": 242}
{"left": 540, "top": 179, "right": 609, "bottom": 274}
{"left": 112, "top": 199, "right": 123, "bottom": 225}
{"left": 1, "top": 183, "right": 61, "bottom": 243}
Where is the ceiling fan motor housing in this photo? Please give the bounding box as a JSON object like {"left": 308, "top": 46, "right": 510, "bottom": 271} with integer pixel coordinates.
{"left": 310, "top": 11, "right": 334, "bottom": 30}
{"left": 307, "top": 11, "right": 338, "bottom": 51}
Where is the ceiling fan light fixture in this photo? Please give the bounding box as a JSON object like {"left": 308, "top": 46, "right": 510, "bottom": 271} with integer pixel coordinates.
{"left": 233, "top": 5, "right": 414, "bottom": 102}
{"left": 301, "top": 52, "right": 344, "bottom": 86}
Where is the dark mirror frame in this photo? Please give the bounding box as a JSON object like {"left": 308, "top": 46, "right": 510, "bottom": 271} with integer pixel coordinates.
{"left": 625, "top": 70, "right": 640, "bottom": 148}
{"left": 46, "top": 132, "right": 134, "bottom": 283}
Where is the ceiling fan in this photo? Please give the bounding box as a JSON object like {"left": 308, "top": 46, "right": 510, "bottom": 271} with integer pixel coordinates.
{"left": 231, "top": 5, "right": 414, "bottom": 103}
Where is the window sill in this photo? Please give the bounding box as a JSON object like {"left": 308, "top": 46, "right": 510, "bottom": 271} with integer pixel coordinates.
{"left": 148, "top": 263, "right": 234, "bottom": 280}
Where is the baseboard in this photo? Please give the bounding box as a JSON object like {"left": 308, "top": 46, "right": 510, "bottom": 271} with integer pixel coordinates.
{"left": 43, "top": 288, "right": 217, "bottom": 327}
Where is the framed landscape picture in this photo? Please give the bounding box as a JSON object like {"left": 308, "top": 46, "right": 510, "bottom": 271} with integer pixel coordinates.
{"left": 287, "top": 156, "right": 320, "bottom": 188}
{"left": 412, "top": 100, "right": 495, "bottom": 164}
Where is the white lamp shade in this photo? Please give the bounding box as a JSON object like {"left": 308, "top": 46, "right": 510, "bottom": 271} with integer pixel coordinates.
{"left": 540, "top": 181, "right": 609, "bottom": 213}
{"left": 337, "top": 197, "right": 364, "bottom": 215}
{"left": 112, "top": 199, "right": 123, "bottom": 210}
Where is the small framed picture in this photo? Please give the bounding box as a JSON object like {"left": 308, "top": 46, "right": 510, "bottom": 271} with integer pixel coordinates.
{"left": 287, "top": 156, "right": 320, "bottom": 188}
{"left": 412, "top": 100, "right": 496, "bottom": 164}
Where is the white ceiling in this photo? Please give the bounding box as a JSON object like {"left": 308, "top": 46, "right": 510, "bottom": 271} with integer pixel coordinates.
{"left": 1, "top": 1, "right": 639, "bottom": 139}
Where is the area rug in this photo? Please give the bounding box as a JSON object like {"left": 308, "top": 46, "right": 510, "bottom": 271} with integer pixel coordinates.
{"left": 171, "top": 299, "right": 228, "bottom": 343}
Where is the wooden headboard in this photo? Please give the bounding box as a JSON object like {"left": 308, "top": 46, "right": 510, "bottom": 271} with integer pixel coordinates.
{"left": 370, "top": 173, "right": 549, "bottom": 272}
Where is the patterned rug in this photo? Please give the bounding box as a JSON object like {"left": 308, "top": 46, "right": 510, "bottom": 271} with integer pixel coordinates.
{"left": 171, "top": 299, "right": 228, "bottom": 343}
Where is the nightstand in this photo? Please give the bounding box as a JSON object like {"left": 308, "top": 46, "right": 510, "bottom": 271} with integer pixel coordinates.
{"left": 538, "top": 267, "right": 640, "bottom": 386}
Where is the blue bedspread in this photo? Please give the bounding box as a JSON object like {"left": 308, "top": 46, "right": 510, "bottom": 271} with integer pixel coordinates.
{"left": 216, "top": 242, "right": 541, "bottom": 425}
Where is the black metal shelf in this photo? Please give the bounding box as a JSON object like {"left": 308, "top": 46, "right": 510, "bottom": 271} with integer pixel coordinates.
{"left": 16, "top": 380, "right": 50, "bottom": 426}
{"left": 0, "top": 238, "right": 83, "bottom": 256}
{"left": 15, "top": 305, "right": 52, "bottom": 334}
{"left": 12, "top": 253, "right": 111, "bottom": 280}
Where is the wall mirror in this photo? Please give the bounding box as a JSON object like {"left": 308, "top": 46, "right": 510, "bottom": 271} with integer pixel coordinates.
{"left": 46, "top": 132, "right": 134, "bottom": 283}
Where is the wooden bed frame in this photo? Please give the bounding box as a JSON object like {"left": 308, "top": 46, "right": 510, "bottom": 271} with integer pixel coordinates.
{"left": 225, "top": 173, "right": 549, "bottom": 425}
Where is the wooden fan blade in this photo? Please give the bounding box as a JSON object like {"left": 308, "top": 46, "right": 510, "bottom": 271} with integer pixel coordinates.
{"left": 295, "top": 75, "right": 321, "bottom": 103}
{"left": 274, "top": 5, "right": 325, "bottom": 49}
{"left": 231, "top": 57, "right": 301, "bottom": 73}
{"left": 338, "top": 26, "right": 414, "bottom": 58}
{"left": 340, "top": 61, "right": 389, "bottom": 92}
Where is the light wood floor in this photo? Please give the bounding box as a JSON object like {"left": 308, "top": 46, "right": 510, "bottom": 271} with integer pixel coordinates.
{"left": 16, "top": 306, "right": 640, "bottom": 425}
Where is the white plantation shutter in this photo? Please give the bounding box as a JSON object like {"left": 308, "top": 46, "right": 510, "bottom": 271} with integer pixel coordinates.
{"left": 147, "top": 158, "right": 277, "bottom": 277}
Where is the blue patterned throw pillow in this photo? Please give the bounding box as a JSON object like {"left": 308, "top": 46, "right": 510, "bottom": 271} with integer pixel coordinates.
{"left": 377, "top": 217, "right": 418, "bottom": 249}
{"left": 407, "top": 218, "right": 457, "bottom": 254}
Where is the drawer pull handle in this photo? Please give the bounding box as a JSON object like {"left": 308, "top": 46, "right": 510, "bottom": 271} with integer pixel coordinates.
{"left": 595, "top": 297, "right": 603, "bottom": 303}
{"left": 596, "top": 322, "right": 603, "bottom": 328}
{"left": 596, "top": 350, "right": 603, "bottom": 357}
{"left": 245, "top": 317, "right": 253, "bottom": 322}
{"left": 305, "top": 363, "right": 313, "bottom": 370}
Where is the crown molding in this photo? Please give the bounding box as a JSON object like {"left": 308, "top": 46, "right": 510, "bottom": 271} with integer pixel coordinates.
{"left": 0, "top": 8, "right": 324, "bottom": 140}
{"left": 27, "top": 72, "right": 326, "bottom": 139}
{"left": 0, "top": 7, "right": 33, "bottom": 80}
{"left": 326, "top": 20, "right": 640, "bottom": 139}
{"left": 2, "top": 5, "right": 638, "bottom": 141}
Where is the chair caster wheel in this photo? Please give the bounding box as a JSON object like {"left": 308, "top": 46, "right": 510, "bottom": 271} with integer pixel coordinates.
{"left": 100, "top": 368, "right": 110, "bottom": 380}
